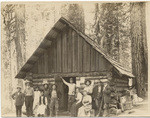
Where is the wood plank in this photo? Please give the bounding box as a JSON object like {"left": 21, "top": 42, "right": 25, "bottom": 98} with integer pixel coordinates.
{"left": 72, "top": 30, "right": 78, "bottom": 72}
{"left": 53, "top": 40, "right": 57, "bottom": 72}
{"left": 83, "top": 40, "right": 90, "bottom": 72}
{"left": 67, "top": 27, "right": 72, "bottom": 72}
{"left": 44, "top": 50, "right": 48, "bottom": 74}
{"left": 86, "top": 42, "right": 91, "bottom": 72}
{"left": 95, "top": 51, "right": 99, "bottom": 71}
{"left": 38, "top": 57, "right": 42, "bottom": 73}
{"left": 90, "top": 47, "right": 96, "bottom": 71}
{"left": 41, "top": 54, "right": 45, "bottom": 74}
{"left": 56, "top": 34, "right": 62, "bottom": 72}
{"left": 62, "top": 30, "right": 68, "bottom": 72}
{"left": 31, "top": 62, "right": 38, "bottom": 74}
{"left": 78, "top": 36, "right": 83, "bottom": 72}
{"left": 48, "top": 47, "right": 52, "bottom": 73}
{"left": 51, "top": 43, "right": 55, "bottom": 73}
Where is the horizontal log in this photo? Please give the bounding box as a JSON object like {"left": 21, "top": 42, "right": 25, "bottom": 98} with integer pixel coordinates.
{"left": 33, "top": 71, "right": 109, "bottom": 79}
{"left": 32, "top": 78, "right": 54, "bottom": 82}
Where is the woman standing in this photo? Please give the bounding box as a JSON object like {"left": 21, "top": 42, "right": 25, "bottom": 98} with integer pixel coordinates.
{"left": 33, "top": 86, "right": 40, "bottom": 115}
{"left": 84, "top": 80, "right": 94, "bottom": 95}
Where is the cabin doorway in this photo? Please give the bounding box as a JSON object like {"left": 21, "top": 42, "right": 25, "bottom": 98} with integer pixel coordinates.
{"left": 55, "top": 76, "right": 76, "bottom": 111}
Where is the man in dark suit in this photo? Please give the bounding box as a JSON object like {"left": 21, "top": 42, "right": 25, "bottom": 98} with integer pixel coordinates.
{"left": 92, "top": 80, "right": 104, "bottom": 116}
{"left": 12, "top": 85, "right": 25, "bottom": 117}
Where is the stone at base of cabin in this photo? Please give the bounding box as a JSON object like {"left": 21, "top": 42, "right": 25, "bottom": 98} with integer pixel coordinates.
{"left": 109, "top": 108, "right": 121, "bottom": 115}
{"left": 124, "top": 101, "right": 133, "bottom": 110}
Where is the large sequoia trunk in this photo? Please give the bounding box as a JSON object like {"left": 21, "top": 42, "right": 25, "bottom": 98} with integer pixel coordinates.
{"left": 130, "top": 2, "right": 148, "bottom": 97}
{"left": 61, "top": 4, "right": 85, "bottom": 33}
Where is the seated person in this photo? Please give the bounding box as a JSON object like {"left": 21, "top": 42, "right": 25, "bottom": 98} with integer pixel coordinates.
{"left": 78, "top": 90, "right": 92, "bottom": 117}
{"left": 70, "top": 87, "right": 83, "bottom": 117}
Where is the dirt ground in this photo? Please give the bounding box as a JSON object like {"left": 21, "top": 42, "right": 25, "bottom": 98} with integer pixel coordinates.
{"left": 2, "top": 99, "right": 149, "bottom": 117}
{"left": 118, "top": 99, "right": 149, "bottom": 117}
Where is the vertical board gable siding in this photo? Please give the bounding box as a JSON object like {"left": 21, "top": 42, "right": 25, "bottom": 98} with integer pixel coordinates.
{"left": 95, "top": 51, "right": 99, "bottom": 71}
{"left": 44, "top": 50, "right": 49, "bottom": 74}
{"left": 31, "top": 62, "right": 38, "bottom": 74}
{"left": 78, "top": 35, "right": 83, "bottom": 72}
{"left": 56, "top": 34, "right": 62, "bottom": 72}
{"left": 53, "top": 40, "right": 57, "bottom": 72}
{"left": 28, "top": 28, "right": 112, "bottom": 75}
{"left": 90, "top": 47, "right": 96, "bottom": 71}
{"left": 62, "top": 29, "right": 68, "bottom": 72}
{"left": 67, "top": 27, "right": 72, "bottom": 72}
{"left": 83, "top": 40, "right": 91, "bottom": 72}
{"left": 72, "top": 30, "right": 78, "bottom": 72}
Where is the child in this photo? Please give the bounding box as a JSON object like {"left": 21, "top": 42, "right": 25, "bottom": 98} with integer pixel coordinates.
{"left": 36, "top": 90, "right": 47, "bottom": 117}
{"left": 12, "top": 85, "right": 25, "bottom": 117}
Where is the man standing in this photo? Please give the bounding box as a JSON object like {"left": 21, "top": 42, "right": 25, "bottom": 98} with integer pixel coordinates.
{"left": 49, "top": 84, "right": 61, "bottom": 117}
{"left": 92, "top": 80, "right": 104, "bottom": 116}
{"left": 43, "top": 81, "right": 50, "bottom": 116}
{"left": 12, "top": 85, "right": 25, "bottom": 117}
{"left": 24, "top": 81, "right": 34, "bottom": 117}
{"left": 103, "top": 80, "right": 111, "bottom": 117}
{"left": 61, "top": 77, "right": 76, "bottom": 112}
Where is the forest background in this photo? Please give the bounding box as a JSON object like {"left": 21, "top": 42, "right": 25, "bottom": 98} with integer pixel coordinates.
{"left": 1, "top": 2, "right": 150, "bottom": 115}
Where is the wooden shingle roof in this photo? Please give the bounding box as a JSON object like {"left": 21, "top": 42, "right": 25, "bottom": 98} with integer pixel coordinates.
{"left": 15, "top": 17, "right": 134, "bottom": 78}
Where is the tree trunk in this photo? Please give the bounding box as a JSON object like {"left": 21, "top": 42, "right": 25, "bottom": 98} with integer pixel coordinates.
{"left": 130, "top": 2, "right": 148, "bottom": 97}
{"left": 61, "top": 4, "right": 85, "bottom": 33}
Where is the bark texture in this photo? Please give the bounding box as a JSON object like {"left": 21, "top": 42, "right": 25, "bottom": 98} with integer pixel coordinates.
{"left": 130, "top": 2, "right": 148, "bottom": 97}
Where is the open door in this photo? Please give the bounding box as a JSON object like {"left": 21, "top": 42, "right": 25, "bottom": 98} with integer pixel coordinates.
{"left": 55, "top": 76, "right": 76, "bottom": 111}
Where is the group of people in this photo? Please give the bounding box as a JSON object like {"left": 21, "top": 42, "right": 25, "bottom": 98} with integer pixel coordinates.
{"left": 61, "top": 77, "right": 112, "bottom": 117}
{"left": 12, "top": 80, "right": 60, "bottom": 117}
{"left": 12, "top": 77, "right": 113, "bottom": 117}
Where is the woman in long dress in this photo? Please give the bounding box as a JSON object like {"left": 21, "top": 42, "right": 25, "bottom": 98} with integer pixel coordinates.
{"left": 78, "top": 90, "right": 92, "bottom": 117}
{"left": 36, "top": 90, "right": 47, "bottom": 117}
{"left": 33, "top": 86, "right": 40, "bottom": 115}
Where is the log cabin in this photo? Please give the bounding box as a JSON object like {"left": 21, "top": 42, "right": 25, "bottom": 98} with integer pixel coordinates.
{"left": 15, "top": 17, "right": 134, "bottom": 111}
